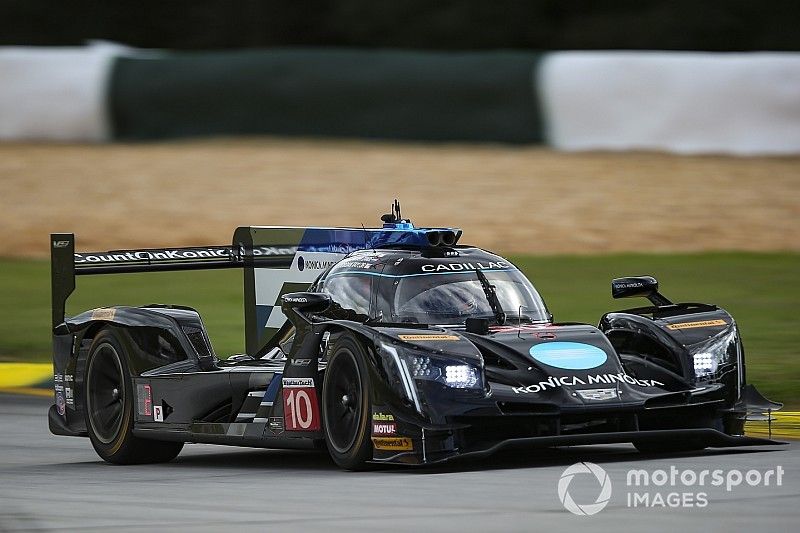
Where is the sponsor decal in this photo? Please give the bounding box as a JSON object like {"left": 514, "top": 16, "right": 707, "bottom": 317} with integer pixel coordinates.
{"left": 268, "top": 417, "right": 284, "bottom": 434}
{"left": 529, "top": 342, "right": 608, "bottom": 370}
{"left": 577, "top": 388, "right": 618, "bottom": 401}
{"left": 91, "top": 308, "right": 116, "bottom": 321}
{"left": 372, "top": 422, "right": 397, "bottom": 436}
{"left": 56, "top": 392, "right": 66, "bottom": 416}
{"left": 282, "top": 377, "right": 320, "bottom": 431}
{"left": 297, "top": 256, "right": 339, "bottom": 272}
{"left": 73, "top": 246, "right": 296, "bottom": 264}
{"left": 153, "top": 403, "right": 164, "bottom": 422}
{"left": 512, "top": 373, "right": 664, "bottom": 394}
{"left": 137, "top": 384, "right": 153, "bottom": 416}
{"left": 617, "top": 281, "right": 645, "bottom": 289}
{"left": 421, "top": 261, "right": 509, "bottom": 273}
{"left": 282, "top": 377, "right": 314, "bottom": 388}
{"left": 372, "top": 412, "right": 395, "bottom": 421}
{"left": 667, "top": 319, "right": 728, "bottom": 330}
{"left": 52, "top": 240, "right": 70, "bottom": 248}
{"left": 397, "top": 334, "right": 460, "bottom": 341}
{"left": 372, "top": 436, "right": 413, "bottom": 451}
{"left": 290, "top": 358, "right": 312, "bottom": 366}
{"left": 339, "top": 260, "right": 378, "bottom": 269}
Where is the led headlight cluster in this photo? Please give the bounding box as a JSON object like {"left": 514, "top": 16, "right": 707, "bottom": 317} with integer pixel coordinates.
{"left": 411, "top": 356, "right": 434, "bottom": 378}
{"left": 693, "top": 352, "right": 718, "bottom": 375}
{"left": 444, "top": 365, "right": 479, "bottom": 388}
{"left": 383, "top": 343, "right": 484, "bottom": 392}
{"left": 689, "top": 325, "right": 739, "bottom": 380}
{"left": 406, "top": 352, "right": 482, "bottom": 389}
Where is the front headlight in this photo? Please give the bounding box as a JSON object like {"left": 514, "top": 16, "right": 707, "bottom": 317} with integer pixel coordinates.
{"left": 689, "top": 325, "right": 739, "bottom": 380}
{"left": 408, "top": 355, "right": 481, "bottom": 389}
{"left": 380, "top": 342, "right": 484, "bottom": 393}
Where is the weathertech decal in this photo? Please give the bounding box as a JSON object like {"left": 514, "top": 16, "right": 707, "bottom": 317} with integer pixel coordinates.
{"left": 397, "top": 334, "right": 460, "bottom": 341}
{"left": 91, "top": 308, "right": 116, "bottom": 320}
{"left": 282, "top": 377, "right": 314, "bottom": 388}
{"left": 282, "top": 378, "right": 320, "bottom": 431}
{"left": 667, "top": 319, "right": 727, "bottom": 330}
{"left": 372, "top": 437, "right": 413, "bottom": 451}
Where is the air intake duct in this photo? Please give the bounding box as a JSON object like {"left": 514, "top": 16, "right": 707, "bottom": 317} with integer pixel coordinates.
{"left": 426, "top": 230, "right": 459, "bottom": 247}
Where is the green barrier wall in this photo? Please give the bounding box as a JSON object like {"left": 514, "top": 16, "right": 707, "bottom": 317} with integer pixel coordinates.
{"left": 110, "top": 49, "right": 543, "bottom": 143}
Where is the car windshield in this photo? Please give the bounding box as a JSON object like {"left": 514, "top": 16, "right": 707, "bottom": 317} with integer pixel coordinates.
{"left": 379, "top": 268, "right": 550, "bottom": 325}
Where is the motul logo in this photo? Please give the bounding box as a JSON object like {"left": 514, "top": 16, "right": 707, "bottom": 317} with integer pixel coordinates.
{"left": 372, "top": 422, "right": 397, "bottom": 436}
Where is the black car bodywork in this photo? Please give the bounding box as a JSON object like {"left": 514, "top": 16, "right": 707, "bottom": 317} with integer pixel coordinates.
{"left": 48, "top": 208, "right": 783, "bottom": 468}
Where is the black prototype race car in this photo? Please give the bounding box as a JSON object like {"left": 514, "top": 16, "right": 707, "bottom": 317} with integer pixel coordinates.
{"left": 48, "top": 204, "right": 783, "bottom": 469}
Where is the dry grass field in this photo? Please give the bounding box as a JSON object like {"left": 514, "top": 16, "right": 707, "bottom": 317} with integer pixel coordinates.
{"left": 1, "top": 139, "right": 798, "bottom": 256}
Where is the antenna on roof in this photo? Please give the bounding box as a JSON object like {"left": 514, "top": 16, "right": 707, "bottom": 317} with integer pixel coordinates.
{"left": 380, "top": 199, "right": 414, "bottom": 229}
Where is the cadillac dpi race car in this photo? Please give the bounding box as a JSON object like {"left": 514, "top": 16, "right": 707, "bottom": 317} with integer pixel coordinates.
{"left": 49, "top": 203, "right": 783, "bottom": 469}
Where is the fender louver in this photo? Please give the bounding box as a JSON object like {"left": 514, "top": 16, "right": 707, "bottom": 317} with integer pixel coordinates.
{"left": 182, "top": 326, "right": 212, "bottom": 358}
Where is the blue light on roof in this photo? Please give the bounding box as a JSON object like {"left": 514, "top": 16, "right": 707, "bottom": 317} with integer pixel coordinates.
{"left": 296, "top": 227, "right": 460, "bottom": 253}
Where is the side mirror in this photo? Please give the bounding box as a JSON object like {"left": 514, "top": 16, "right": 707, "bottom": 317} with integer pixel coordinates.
{"left": 611, "top": 276, "right": 659, "bottom": 299}
{"left": 611, "top": 276, "right": 673, "bottom": 306}
{"left": 281, "top": 292, "right": 331, "bottom": 315}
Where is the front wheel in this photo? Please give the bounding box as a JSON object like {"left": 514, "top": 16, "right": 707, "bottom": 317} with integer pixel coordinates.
{"left": 84, "top": 328, "right": 183, "bottom": 464}
{"left": 322, "top": 335, "right": 372, "bottom": 470}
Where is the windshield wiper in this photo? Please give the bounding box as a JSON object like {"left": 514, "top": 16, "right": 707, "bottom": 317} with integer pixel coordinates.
{"left": 474, "top": 268, "right": 506, "bottom": 325}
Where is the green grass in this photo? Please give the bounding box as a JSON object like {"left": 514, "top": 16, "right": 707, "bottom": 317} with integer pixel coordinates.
{"left": 1, "top": 253, "right": 797, "bottom": 406}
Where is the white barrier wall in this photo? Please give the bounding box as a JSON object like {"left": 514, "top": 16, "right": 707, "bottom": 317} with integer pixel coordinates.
{"left": 1, "top": 45, "right": 799, "bottom": 154}
{"left": 539, "top": 52, "right": 800, "bottom": 155}
{"left": 0, "top": 42, "right": 124, "bottom": 141}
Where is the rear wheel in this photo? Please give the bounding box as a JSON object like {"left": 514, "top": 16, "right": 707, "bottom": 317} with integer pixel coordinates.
{"left": 84, "top": 329, "right": 183, "bottom": 464}
{"left": 322, "top": 335, "right": 372, "bottom": 470}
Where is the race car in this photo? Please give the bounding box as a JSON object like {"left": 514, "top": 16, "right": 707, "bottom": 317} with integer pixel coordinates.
{"left": 48, "top": 202, "right": 783, "bottom": 469}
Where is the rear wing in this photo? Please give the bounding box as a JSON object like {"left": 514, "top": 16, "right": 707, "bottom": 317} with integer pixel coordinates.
{"left": 51, "top": 224, "right": 460, "bottom": 356}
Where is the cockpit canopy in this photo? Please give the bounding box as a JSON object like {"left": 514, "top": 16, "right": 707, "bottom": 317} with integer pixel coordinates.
{"left": 316, "top": 248, "right": 550, "bottom": 325}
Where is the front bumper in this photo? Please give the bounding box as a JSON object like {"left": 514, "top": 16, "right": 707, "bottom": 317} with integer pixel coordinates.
{"left": 370, "top": 395, "right": 786, "bottom": 465}
{"left": 370, "top": 425, "right": 785, "bottom": 466}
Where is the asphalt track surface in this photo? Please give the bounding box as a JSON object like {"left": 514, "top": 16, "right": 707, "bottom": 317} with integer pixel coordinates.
{"left": 1, "top": 394, "right": 797, "bottom": 532}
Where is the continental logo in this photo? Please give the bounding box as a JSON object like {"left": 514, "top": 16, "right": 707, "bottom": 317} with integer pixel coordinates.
{"left": 667, "top": 319, "right": 727, "bottom": 330}
{"left": 372, "top": 437, "right": 413, "bottom": 451}
{"left": 397, "top": 334, "right": 460, "bottom": 341}
{"left": 91, "top": 308, "right": 116, "bottom": 320}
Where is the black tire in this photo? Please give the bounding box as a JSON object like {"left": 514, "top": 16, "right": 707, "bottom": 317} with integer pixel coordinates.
{"left": 633, "top": 439, "right": 707, "bottom": 454}
{"left": 322, "top": 335, "right": 372, "bottom": 470}
{"left": 84, "top": 328, "right": 184, "bottom": 464}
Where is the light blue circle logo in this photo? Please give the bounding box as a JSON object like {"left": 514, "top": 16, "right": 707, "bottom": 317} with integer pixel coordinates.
{"left": 529, "top": 342, "right": 608, "bottom": 370}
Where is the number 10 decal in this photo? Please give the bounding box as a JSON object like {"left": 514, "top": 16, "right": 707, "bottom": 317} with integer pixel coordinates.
{"left": 282, "top": 377, "right": 320, "bottom": 431}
